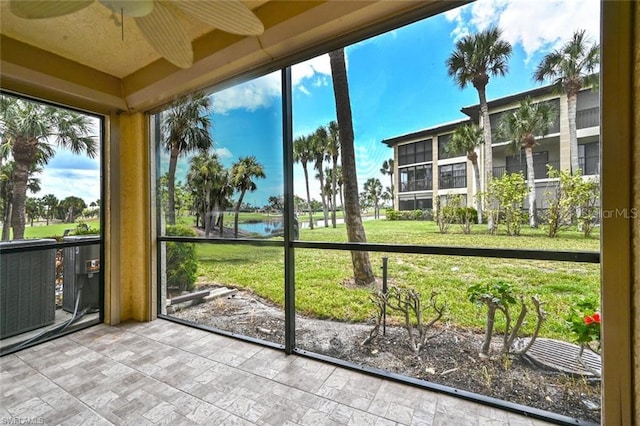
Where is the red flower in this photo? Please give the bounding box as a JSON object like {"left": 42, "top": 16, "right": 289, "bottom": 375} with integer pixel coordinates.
{"left": 583, "top": 312, "right": 601, "bottom": 325}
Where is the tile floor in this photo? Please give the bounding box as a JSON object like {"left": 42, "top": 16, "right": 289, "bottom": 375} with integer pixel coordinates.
{"left": 0, "top": 320, "right": 555, "bottom": 425}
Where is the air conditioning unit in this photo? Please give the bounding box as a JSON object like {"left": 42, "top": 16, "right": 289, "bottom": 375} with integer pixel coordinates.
{"left": 0, "top": 239, "right": 56, "bottom": 339}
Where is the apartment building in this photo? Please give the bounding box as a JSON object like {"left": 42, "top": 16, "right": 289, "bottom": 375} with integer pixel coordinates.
{"left": 382, "top": 84, "right": 600, "bottom": 212}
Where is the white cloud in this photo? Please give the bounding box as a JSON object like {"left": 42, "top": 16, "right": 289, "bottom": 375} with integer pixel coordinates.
{"left": 214, "top": 147, "right": 233, "bottom": 160}
{"left": 298, "top": 85, "right": 311, "bottom": 96}
{"left": 291, "top": 54, "right": 332, "bottom": 97}
{"left": 448, "top": 0, "right": 600, "bottom": 61}
{"left": 36, "top": 168, "right": 101, "bottom": 204}
{"left": 312, "top": 76, "right": 329, "bottom": 88}
{"left": 210, "top": 71, "right": 281, "bottom": 114}
{"left": 292, "top": 54, "right": 331, "bottom": 86}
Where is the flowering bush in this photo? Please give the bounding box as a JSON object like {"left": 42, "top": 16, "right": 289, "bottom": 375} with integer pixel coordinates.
{"left": 567, "top": 298, "right": 601, "bottom": 353}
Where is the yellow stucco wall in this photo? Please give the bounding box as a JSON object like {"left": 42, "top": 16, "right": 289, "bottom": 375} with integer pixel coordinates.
{"left": 117, "top": 113, "right": 152, "bottom": 322}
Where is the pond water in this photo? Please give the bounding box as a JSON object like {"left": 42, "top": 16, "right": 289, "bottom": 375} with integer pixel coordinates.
{"left": 238, "top": 220, "right": 284, "bottom": 236}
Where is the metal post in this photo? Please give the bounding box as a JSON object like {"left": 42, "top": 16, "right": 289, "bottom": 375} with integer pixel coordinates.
{"left": 381, "top": 257, "right": 388, "bottom": 336}
{"left": 282, "top": 67, "right": 296, "bottom": 354}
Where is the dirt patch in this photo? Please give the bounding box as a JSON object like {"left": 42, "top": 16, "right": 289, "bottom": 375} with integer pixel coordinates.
{"left": 172, "top": 287, "right": 601, "bottom": 424}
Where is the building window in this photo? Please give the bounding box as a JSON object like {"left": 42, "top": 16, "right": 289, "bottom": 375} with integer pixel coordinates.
{"left": 399, "top": 165, "right": 432, "bottom": 192}
{"left": 438, "top": 133, "right": 462, "bottom": 159}
{"left": 399, "top": 196, "right": 432, "bottom": 211}
{"left": 504, "top": 151, "right": 552, "bottom": 179}
{"left": 491, "top": 99, "right": 560, "bottom": 142}
{"left": 398, "top": 139, "right": 432, "bottom": 166}
{"left": 579, "top": 142, "right": 600, "bottom": 175}
{"left": 439, "top": 163, "right": 466, "bottom": 189}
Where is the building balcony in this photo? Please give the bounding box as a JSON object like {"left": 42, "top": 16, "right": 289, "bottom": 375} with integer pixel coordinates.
{"left": 399, "top": 179, "right": 433, "bottom": 192}
{"left": 579, "top": 155, "right": 600, "bottom": 175}
{"left": 492, "top": 161, "right": 560, "bottom": 179}
{"left": 576, "top": 107, "right": 599, "bottom": 129}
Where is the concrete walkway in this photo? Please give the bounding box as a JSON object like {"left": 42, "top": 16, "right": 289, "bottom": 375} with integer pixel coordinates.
{"left": 1, "top": 320, "right": 553, "bottom": 425}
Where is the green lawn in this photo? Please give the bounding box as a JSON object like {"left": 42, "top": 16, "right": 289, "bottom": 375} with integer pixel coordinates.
{"left": 195, "top": 219, "right": 600, "bottom": 341}
{"left": 1, "top": 219, "right": 100, "bottom": 240}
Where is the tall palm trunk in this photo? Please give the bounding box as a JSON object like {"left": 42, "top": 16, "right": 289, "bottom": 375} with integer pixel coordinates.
{"left": 524, "top": 145, "right": 538, "bottom": 227}
{"left": 331, "top": 157, "right": 338, "bottom": 228}
{"left": 302, "top": 164, "right": 314, "bottom": 230}
{"left": 233, "top": 190, "right": 246, "bottom": 238}
{"left": 469, "top": 152, "right": 483, "bottom": 224}
{"left": 388, "top": 172, "right": 394, "bottom": 210}
{"left": 10, "top": 162, "right": 28, "bottom": 240}
{"left": 167, "top": 148, "right": 179, "bottom": 225}
{"left": 10, "top": 137, "right": 37, "bottom": 240}
{"left": 566, "top": 92, "right": 579, "bottom": 174}
{"left": 2, "top": 203, "right": 12, "bottom": 241}
{"left": 476, "top": 84, "right": 494, "bottom": 230}
{"left": 317, "top": 167, "right": 329, "bottom": 227}
{"left": 204, "top": 188, "right": 213, "bottom": 237}
{"left": 329, "top": 48, "right": 375, "bottom": 287}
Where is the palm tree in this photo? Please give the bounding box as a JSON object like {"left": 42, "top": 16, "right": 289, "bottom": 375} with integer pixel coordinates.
{"left": 380, "top": 159, "right": 394, "bottom": 209}
{"left": 363, "top": 178, "right": 383, "bottom": 219}
{"left": 25, "top": 197, "right": 40, "bottom": 227}
{"left": 0, "top": 96, "right": 97, "bottom": 239}
{"left": 329, "top": 47, "right": 375, "bottom": 286}
{"left": 230, "top": 156, "right": 265, "bottom": 238}
{"left": 446, "top": 26, "right": 512, "bottom": 230}
{"left": 162, "top": 91, "right": 213, "bottom": 225}
{"left": 187, "top": 152, "right": 223, "bottom": 237}
{"left": 326, "top": 120, "right": 340, "bottom": 228}
{"left": 41, "top": 193, "right": 58, "bottom": 226}
{"left": 322, "top": 166, "right": 335, "bottom": 220}
{"left": 212, "top": 169, "right": 233, "bottom": 237}
{"left": 310, "top": 126, "right": 329, "bottom": 227}
{"left": 499, "top": 97, "right": 555, "bottom": 227}
{"left": 446, "top": 124, "right": 484, "bottom": 224}
{"left": 533, "top": 29, "right": 599, "bottom": 174}
{"left": 293, "top": 135, "right": 314, "bottom": 230}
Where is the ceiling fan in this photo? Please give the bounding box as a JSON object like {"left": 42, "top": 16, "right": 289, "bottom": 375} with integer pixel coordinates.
{"left": 9, "top": 0, "right": 264, "bottom": 69}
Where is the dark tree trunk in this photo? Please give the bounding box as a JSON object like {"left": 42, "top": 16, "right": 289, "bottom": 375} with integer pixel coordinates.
{"left": 329, "top": 48, "right": 375, "bottom": 287}
{"left": 331, "top": 156, "right": 338, "bottom": 228}
{"left": 303, "top": 164, "right": 314, "bottom": 230}
{"left": 475, "top": 83, "right": 494, "bottom": 231}
{"left": 167, "top": 147, "right": 179, "bottom": 225}
{"left": 10, "top": 136, "right": 36, "bottom": 240}
{"left": 2, "top": 203, "right": 12, "bottom": 241}
{"left": 234, "top": 190, "right": 246, "bottom": 238}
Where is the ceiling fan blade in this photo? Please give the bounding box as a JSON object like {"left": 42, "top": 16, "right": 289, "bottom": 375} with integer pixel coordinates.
{"left": 171, "top": 0, "right": 264, "bottom": 36}
{"left": 10, "top": 0, "right": 94, "bottom": 19}
{"left": 135, "top": 1, "right": 193, "bottom": 69}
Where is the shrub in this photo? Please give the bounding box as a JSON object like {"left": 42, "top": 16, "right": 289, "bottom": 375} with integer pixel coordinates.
{"left": 484, "top": 173, "right": 528, "bottom": 236}
{"left": 364, "top": 286, "right": 446, "bottom": 353}
{"left": 566, "top": 297, "right": 601, "bottom": 376}
{"left": 468, "top": 280, "right": 545, "bottom": 358}
{"left": 166, "top": 225, "right": 198, "bottom": 292}
{"left": 567, "top": 298, "right": 601, "bottom": 351}
{"left": 442, "top": 206, "right": 478, "bottom": 234}
{"left": 73, "top": 221, "right": 100, "bottom": 235}
{"left": 385, "top": 209, "right": 432, "bottom": 221}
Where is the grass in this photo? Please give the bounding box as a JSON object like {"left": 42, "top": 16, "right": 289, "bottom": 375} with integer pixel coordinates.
{"left": 194, "top": 219, "right": 599, "bottom": 341}
{"left": 7, "top": 216, "right": 598, "bottom": 341}
{"left": 1, "top": 219, "right": 100, "bottom": 240}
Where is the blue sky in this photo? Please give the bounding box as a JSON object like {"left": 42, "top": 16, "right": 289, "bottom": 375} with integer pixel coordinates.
{"left": 37, "top": 0, "right": 600, "bottom": 208}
